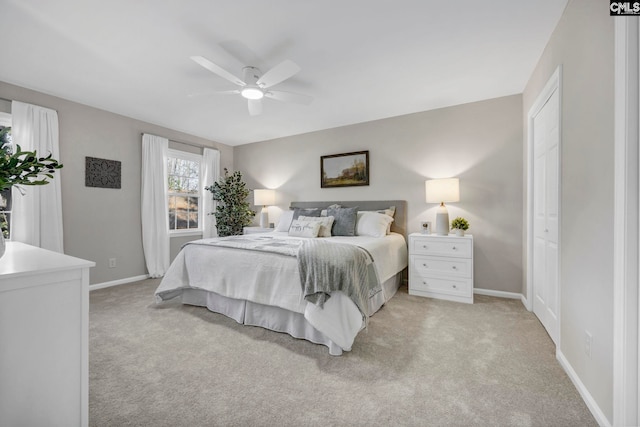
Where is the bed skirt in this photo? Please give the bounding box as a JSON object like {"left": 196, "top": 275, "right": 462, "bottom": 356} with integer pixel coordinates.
{"left": 180, "top": 272, "right": 403, "bottom": 356}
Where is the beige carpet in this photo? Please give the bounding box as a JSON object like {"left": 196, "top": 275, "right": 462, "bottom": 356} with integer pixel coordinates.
{"left": 89, "top": 279, "right": 596, "bottom": 426}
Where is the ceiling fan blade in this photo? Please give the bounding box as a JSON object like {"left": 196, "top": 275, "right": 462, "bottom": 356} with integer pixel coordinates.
{"left": 188, "top": 89, "right": 241, "bottom": 98}
{"left": 190, "top": 56, "right": 245, "bottom": 87}
{"left": 248, "top": 99, "right": 262, "bottom": 116}
{"left": 265, "top": 90, "right": 313, "bottom": 105}
{"left": 256, "top": 60, "right": 300, "bottom": 88}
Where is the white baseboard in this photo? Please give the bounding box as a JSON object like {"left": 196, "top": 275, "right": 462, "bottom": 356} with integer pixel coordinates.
{"left": 89, "top": 274, "right": 150, "bottom": 291}
{"left": 474, "top": 288, "right": 523, "bottom": 299}
{"left": 474, "top": 288, "right": 528, "bottom": 308}
{"left": 557, "top": 350, "right": 612, "bottom": 427}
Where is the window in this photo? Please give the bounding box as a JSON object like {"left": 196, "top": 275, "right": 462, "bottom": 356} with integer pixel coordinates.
{"left": 167, "top": 149, "right": 202, "bottom": 234}
{"left": 0, "top": 189, "right": 11, "bottom": 240}
{"left": 0, "top": 123, "right": 12, "bottom": 239}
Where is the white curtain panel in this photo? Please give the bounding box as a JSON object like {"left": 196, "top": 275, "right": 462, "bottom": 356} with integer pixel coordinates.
{"left": 202, "top": 148, "right": 220, "bottom": 238}
{"left": 141, "top": 133, "right": 170, "bottom": 277}
{"left": 11, "top": 101, "right": 64, "bottom": 253}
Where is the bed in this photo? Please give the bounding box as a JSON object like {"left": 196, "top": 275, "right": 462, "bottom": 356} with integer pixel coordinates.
{"left": 155, "top": 200, "right": 408, "bottom": 355}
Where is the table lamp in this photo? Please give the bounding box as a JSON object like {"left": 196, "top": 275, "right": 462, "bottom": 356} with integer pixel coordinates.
{"left": 425, "top": 178, "right": 460, "bottom": 235}
{"left": 254, "top": 189, "right": 275, "bottom": 228}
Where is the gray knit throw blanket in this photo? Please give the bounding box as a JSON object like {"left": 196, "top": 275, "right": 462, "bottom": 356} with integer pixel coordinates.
{"left": 298, "top": 239, "right": 381, "bottom": 323}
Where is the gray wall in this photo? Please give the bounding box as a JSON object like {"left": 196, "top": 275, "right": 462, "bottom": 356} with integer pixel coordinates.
{"left": 522, "top": 0, "right": 614, "bottom": 421}
{"left": 235, "top": 95, "right": 524, "bottom": 294}
{"left": 0, "top": 81, "right": 234, "bottom": 284}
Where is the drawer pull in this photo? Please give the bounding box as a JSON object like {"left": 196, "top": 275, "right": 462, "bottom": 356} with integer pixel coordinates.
{"left": 452, "top": 246, "right": 457, "bottom": 250}
{"left": 423, "top": 281, "right": 427, "bottom": 285}
{"left": 423, "top": 263, "right": 428, "bottom": 268}
{"left": 452, "top": 284, "right": 457, "bottom": 289}
{"left": 422, "top": 245, "right": 428, "bottom": 249}
{"left": 452, "top": 266, "right": 457, "bottom": 270}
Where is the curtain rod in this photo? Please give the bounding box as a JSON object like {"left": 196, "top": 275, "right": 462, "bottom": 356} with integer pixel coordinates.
{"left": 141, "top": 133, "right": 219, "bottom": 151}
{"left": 0, "top": 98, "right": 58, "bottom": 113}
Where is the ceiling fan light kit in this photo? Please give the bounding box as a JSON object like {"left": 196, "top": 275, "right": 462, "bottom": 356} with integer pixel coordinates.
{"left": 240, "top": 66, "right": 264, "bottom": 99}
{"left": 190, "top": 55, "right": 312, "bottom": 116}
{"left": 241, "top": 87, "right": 264, "bottom": 100}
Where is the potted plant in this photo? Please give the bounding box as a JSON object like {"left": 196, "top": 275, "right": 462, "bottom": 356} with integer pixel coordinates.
{"left": 450, "top": 217, "right": 469, "bottom": 236}
{"left": 205, "top": 168, "right": 255, "bottom": 237}
{"left": 0, "top": 126, "right": 63, "bottom": 256}
{"left": 0, "top": 129, "right": 62, "bottom": 191}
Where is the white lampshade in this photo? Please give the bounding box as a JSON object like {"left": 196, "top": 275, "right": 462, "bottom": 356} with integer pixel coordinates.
{"left": 254, "top": 189, "right": 275, "bottom": 229}
{"left": 425, "top": 178, "right": 460, "bottom": 204}
{"left": 425, "top": 178, "right": 460, "bottom": 236}
{"left": 254, "top": 189, "right": 275, "bottom": 206}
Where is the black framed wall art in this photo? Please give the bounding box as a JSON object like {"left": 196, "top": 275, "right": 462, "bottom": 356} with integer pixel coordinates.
{"left": 85, "top": 156, "right": 121, "bottom": 189}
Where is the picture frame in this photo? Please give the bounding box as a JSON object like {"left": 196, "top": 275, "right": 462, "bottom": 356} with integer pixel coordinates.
{"left": 320, "top": 150, "right": 369, "bottom": 188}
{"left": 421, "top": 221, "right": 432, "bottom": 234}
{"left": 85, "top": 156, "right": 122, "bottom": 189}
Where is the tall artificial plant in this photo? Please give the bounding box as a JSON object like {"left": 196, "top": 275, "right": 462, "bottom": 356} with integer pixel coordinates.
{"left": 205, "top": 168, "right": 255, "bottom": 237}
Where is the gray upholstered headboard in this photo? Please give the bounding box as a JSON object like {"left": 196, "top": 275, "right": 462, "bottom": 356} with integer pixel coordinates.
{"left": 289, "top": 200, "right": 407, "bottom": 238}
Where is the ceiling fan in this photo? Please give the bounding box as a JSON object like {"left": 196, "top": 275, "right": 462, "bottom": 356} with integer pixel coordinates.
{"left": 190, "top": 56, "right": 313, "bottom": 116}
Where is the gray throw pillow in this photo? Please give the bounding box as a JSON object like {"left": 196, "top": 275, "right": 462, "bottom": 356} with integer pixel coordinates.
{"left": 292, "top": 208, "right": 321, "bottom": 220}
{"left": 327, "top": 207, "right": 358, "bottom": 236}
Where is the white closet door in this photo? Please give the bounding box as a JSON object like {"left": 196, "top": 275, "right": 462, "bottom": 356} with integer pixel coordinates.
{"left": 532, "top": 87, "right": 560, "bottom": 345}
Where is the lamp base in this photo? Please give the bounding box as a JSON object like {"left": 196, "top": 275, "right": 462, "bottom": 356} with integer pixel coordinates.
{"left": 259, "top": 206, "right": 269, "bottom": 229}
{"left": 435, "top": 204, "right": 450, "bottom": 236}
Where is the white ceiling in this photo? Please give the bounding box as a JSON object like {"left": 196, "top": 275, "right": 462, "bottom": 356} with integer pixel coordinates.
{"left": 2, "top": 0, "right": 567, "bottom": 146}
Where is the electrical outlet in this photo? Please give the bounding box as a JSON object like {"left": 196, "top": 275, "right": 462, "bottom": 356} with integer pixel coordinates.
{"left": 584, "top": 330, "right": 592, "bottom": 359}
{"left": 108, "top": 258, "right": 116, "bottom": 269}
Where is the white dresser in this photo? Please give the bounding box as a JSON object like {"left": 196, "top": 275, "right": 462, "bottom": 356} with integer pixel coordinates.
{"left": 408, "top": 233, "right": 474, "bottom": 304}
{"left": 0, "top": 242, "right": 94, "bottom": 427}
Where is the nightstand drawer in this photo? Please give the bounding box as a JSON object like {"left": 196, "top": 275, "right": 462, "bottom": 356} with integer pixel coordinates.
{"left": 411, "top": 255, "right": 471, "bottom": 278}
{"left": 410, "top": 275, "right": 471, "bottom": 297}
{"left": 411, "top": 237, "right": 472, "bottom": 258}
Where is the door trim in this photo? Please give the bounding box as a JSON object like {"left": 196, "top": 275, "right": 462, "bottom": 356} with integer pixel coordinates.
{"left": 525, "top": 66, "right": 562, "bottom": 347}
{"left": 613, "top": 17, "right": 639, "bottom": 427}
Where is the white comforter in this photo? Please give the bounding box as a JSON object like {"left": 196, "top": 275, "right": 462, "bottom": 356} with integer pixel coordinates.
{"left": 155, "top": 232, "right": 407, "bottom": 350}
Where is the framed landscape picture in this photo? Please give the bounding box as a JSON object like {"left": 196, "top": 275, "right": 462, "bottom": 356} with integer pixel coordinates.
{"left": 321, "top": 150, "right": 369, "bottom": 188}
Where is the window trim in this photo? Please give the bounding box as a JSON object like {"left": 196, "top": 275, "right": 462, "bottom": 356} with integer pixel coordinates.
{"left": 0, "top": 124, "right": 12, "bottom": 240}
{"left": 167, "top": 148, "right": 204, "bottom": 236}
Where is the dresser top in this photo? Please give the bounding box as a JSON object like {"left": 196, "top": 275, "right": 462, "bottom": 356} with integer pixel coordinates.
{"left": 0, "top": 242, "right": 95, "bottom": 278}
{"left": 409, "top": 232, "right": 473, "bottom": 239}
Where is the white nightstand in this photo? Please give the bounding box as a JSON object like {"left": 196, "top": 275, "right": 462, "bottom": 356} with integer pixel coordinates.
{"left": 243, "top": 226, "right": 273, "bottom": 235}
{"left": 408, "top": 233, "right": 474, "bottom": 304}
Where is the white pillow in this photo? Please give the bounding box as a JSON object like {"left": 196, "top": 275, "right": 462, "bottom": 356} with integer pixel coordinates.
{"left": 288, "top": 220, "right": 321, "bottom": 238}
{"left": 299, "top": 215, "right": 335, "bottom": 237}
{"left": 275, "top": 210, "right": 294, "bottom": 232}
{"left": 377, "top": 206, "right": 396, "bottom": 218}
{"left": 363, "top": 209, "right": 395, "bottom": 234}
{"left": 355, "top": 211, "right": 394, "bottom": 238}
